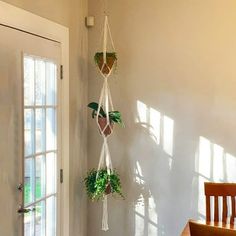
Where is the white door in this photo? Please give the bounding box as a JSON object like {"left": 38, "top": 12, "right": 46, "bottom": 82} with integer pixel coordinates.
{"left": 0, "top": 24, "right": 62, "bottom": 236}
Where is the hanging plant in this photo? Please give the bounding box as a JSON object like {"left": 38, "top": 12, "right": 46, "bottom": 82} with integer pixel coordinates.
{"left": 94, "top": 52, "right": 117, "bottom": 75}
{"left": 88, "top": 15, "right": 122, "bottom": 231}
{"left": 84, "top": 168, "right": 124, "bottom": 201}
{"left": 88, "top": 102, "right": 124, "bottom": 135}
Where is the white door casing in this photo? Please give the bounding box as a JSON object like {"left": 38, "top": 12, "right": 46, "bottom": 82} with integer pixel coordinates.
{"left": 0, "top": 2, "right": 69, "bottom": 236}
{"left": 0, "top": 24, "right": 61, "bottom": 236}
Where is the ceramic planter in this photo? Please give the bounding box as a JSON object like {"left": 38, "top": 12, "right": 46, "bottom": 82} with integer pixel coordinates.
{"left": 105, "top": 182, "right": 112, "bottom": 195}
{"left": 96, "top": 53, "right": 117, "bottom": 75}
{"left": 98, "top": 117, "right": 113, "bottom": 136}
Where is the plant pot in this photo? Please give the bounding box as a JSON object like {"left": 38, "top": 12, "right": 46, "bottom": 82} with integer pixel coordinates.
{"left": 105, "top": 183, "right": 112, "bottom": 195}
{"left": 96, "top": 54, "right": 117, "bottom": 75}
{"left": 98, "top": 117, "right": 113, "bottom": 136}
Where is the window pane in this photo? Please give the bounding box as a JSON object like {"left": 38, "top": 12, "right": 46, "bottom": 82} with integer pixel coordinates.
{"left": 46, "top": 153, "right": 56, "bottom": 195}
{"left": 46, "top": 108, "right": 56, "bottom": 151}
{"left": 46, "top": 62, "right": 57, "bottom": 105}
{"left": 35, "top": 60, "right": 46, "bottom": 105}
{"left": 35, "top": 201, "right": 46, "bottom": 236}
{"left": 24, "top": 55, "right": 58, "bottom": 236}
{"left": 46, "top": 196, "right": 56, "bottom": 236}
{"left": 24, "top": 57, "right": 34, "bottom": 106}
{"left": 24, "top": 109, "right": 34, "bottom": 156}
{"left": 24, "top": 210, "right": 34, "bottom": 236}
{"left": 35, "top": 109, "right": 45, "bottom": 153}
{"left": 24, "top": 158, "right": 34, "bottom": 205}
{"left": 35, "top": 156, "right": 45, "bottom": 200}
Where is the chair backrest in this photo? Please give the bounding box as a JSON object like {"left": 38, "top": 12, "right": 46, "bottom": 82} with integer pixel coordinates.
{"left": 204, "top": 183, "right": 236, "bottom": 225}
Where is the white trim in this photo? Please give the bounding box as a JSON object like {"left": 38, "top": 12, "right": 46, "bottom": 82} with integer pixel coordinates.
{"left": 0, "top": 2, "right": 70, "bottom": 236}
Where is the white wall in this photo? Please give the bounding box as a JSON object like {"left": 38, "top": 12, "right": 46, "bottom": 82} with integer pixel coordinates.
{"left": 88, "top": 1, "right": 236, "bottom": 235}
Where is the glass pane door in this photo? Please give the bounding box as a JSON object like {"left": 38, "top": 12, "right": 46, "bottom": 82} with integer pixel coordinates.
{"left": 24, "top": 55, "right": 58, "bottom": 236}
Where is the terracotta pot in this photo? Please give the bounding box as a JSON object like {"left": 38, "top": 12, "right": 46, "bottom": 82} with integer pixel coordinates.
{"left": 105, "top": 183, "right": 112, "bottom": 195}
{"left": 98, "top": 117, "right": 113, "bottom": 136}
{"left": 97, "top": 55, "right": 117, "bottom": 75}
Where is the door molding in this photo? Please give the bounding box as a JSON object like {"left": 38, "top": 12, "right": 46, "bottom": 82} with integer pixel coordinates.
{"left": 0, "top": 2, "right": 69, "bottom": 236}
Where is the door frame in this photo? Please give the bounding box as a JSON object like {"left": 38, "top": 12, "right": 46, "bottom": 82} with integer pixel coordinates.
{"left": 0, "top": 2, "right": 69, "bottom": 236}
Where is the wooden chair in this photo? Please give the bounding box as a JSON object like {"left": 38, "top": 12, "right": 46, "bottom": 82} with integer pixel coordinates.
{"left": 204, "top": 183, "right": 236, "bottom": 225}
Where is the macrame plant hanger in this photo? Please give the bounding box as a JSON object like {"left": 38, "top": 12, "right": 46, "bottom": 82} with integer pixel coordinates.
{"left": 95, "top": 13, "right": 116, "bottom": 231}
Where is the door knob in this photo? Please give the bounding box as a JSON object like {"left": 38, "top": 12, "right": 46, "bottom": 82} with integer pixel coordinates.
{"left": 17, "top": 205, "right": 35, "bottom": 214}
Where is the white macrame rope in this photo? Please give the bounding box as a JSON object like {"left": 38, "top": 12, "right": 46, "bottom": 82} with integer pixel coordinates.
{"left": 103, "top": 15, "right": 115, "bottom": 56}
{"left": 96, "top": 138, "right": 113, "bottom": 175}
{"left": 96, "top": 78, "right": 114, "bottom": 137}
{"left": 104, "top": 78, "right": 109, "bottom": 115}
{"left": 97, "top": 79, "right": 105, "bottom": 113}
{"left": 95, "top": 15, "right": 117, "bottom": 232}
{"left": 105, "top": 140, "right": 113, "bottom": 173}
{"left": 97, "top": 22, "right": 105, "bottom": 52}
{"left": 107, "top": 83, "right": 114, "bottom": 111}
{"left": 96, "top": 140, "right": 106, "bottom": 178}
{"left": 96, "top": 142, "right": 112, "bottom": 231}
{"left": 103, "top": 16, "right": 108, "bottom": 63}
{"left": 102, "top": 195, "right": 109, "bottom": 231}
{"left": 96, "top": 80, "right": 105, "bottom": 123}
{"left": 106, "top": 17, "right": 116, "bottom": 51}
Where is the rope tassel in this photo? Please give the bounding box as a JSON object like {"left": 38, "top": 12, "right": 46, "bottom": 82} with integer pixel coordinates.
{"left": 102, "top": 195, "right": 109, "bottom": 231}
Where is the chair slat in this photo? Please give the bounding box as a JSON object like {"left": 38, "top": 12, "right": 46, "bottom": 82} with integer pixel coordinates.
{"left": 214, "top": 196, "right": 219, "bottom": 222}
{"left": 230, "top": 196, "right": 235, "bottom": 225}
{"left": 222, "top": 196, "right": 227, "bottom": 224}
{"left": 206, "top": 196, "right": 211, "bottom": 222}
{"left": 205, "top": 183, "right": 236, "bottom": 226}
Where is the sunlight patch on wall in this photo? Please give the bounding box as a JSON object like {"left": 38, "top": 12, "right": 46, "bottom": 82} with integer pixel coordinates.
{"left": 135, "top": 161, "right": 144, "bottom": 185}
{"left": 134, "top": 160, "right": 145, "bottom": 236}
{"left": 148, "top": 196, "right": 158, "bottom": 235}
{"left": 134, "top": 195, "right": 158, "bottom": 236}
{"left": 213, "top": 144, "right": 224, "bottom": 182}
{"left": 198, "top": 137, "right": 211, "bottom": 179}
{"left": 135, "top": 194, "right": 145, "bottom": 236}
{"left": 136, "top": 100, "right": 174, "bottom": 169}
{"left": 150, "top": 107, "right": 161, "bottom": 145}
{"left": 163, "top": 115, "right": 174, "bottom": 157}
{"left": 197, "top": 175, "right": 208, "bottom": 219}
{"left": 137, "top": 100, "right": 148, "bottom": 124}
{"left": 134, "top": 161, "right": 158, "bottom": 236}
{"left": 135, "top": 161, "right": 143, "bottom": 177}
{"left": 225, "top": 153, "right": 236, "bottom": 182}
{"left": 134, "top": 161, "right": 146, "bottom": 204}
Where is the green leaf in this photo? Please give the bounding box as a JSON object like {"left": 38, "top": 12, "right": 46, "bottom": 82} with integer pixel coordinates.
{"left": 88, "top": 102, "right": 106, "bottom": 118}
{"left": 84, "top": 168, "right": 124, "bottom": 201}
{"left": 109, "top": 111, "right": 124, "bottom": 126}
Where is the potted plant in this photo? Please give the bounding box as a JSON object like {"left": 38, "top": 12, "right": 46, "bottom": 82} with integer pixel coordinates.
{"left": 88, "top": 102, "right": 124, "bottom": 136}
{"left": 84, "top": 168, "right": 124, "bottom": 201}
{"left": 94, "top": 52, "right": 117, "bottom": 75}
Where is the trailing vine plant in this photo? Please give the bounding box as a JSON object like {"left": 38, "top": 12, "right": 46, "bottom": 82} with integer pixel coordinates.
{"left": 84, "top": 168, "right": 124, "bottom": 201}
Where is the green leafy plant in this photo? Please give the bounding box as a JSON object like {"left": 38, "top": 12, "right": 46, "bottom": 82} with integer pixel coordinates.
{"left": 84, "top": 168, "right": 124, "bottom": 201}
{"left": 88, "top": 102, "right": 124, "bottom": 126}
{"left": 94, "top": 52, "right": 117, "bottom": 65}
